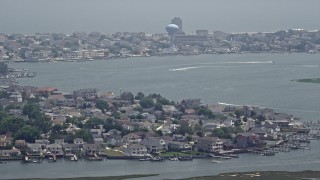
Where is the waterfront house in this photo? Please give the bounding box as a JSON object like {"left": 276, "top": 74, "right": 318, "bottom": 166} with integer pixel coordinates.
{"left": 168, "top": 141, "right": 192, "bottom": 152}
{"left": 83, "top": 143, "right": 101, "bottom": 155}
{"left": 140, "top": 137, "right": 168, "bottom": 154}
{"left": 26, "top": 143, "right": 42, "bottom": 156}
{"left": 63, "top": 143, "right": 80, "bottom": 154}
{"left": 236, "top": 132, "right": 264, "bottom": 148}
{"left": 123, "top": 144, "right": 148, "bottom": 156}
{"left": 123, "top": 133, "right": 142, "bottom": 144}
{"left": 106, "top": 134, "right": 123, "bottom": 147}
{"left": 35, "top": 139, "right": 50, "bottom": 149}
{"left": 46, "top": 144, "right": 63, "bottom": 155}
{"left": 0, "top": 149, "right": 21, "bottom": 157}
{"left": 15, "top": 140, "right": 26, "bottom": 149}
{"left": 195, "top": 136, "right": 223, "bottom": 153}
{"left": 0, "top": 135, "right": 12, "bottom": 148}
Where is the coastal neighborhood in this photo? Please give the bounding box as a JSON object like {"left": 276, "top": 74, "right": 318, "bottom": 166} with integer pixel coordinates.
{"left": 1, "top": 28, "right": 320, "bottom": 62}
{"left": 0, "top": 81, "right": 316, "bottom": 163}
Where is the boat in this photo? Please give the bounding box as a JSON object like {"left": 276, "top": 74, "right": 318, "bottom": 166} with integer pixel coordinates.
{"left": 178, "top": 156, "right": 193, "bottom": 161}
{"left": 168, "top": 157, "right": 178, "bottom": 161}
{"left": 212, "top": 160, "right": 221, "bottom": 163}
{"left": 139, "top": 157, "right": 151, "bottom": 161}
{"left": 150, "top": 157, "right": 164, "bottom": 162}
{"left": 32, "top": 159, "right": 41, "bottom": 163}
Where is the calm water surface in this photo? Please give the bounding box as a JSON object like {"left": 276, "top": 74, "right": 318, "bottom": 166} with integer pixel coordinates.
{"left": 12, "top": 53, "right": 320, "bottom": 120}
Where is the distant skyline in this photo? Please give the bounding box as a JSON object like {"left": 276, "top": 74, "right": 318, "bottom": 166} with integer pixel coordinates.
{"left": 1, "top": 0, "right": 320, "bottom": 34}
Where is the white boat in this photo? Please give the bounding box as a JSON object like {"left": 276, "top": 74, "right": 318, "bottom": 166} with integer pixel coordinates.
{"left": 168, "top": 157, "right": 178, "bottom": 161}
{"left": 212, "top": 160, "right": 221, "bottom": 163}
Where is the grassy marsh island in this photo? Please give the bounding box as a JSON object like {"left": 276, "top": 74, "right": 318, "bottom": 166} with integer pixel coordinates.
{"left": 183, "top": 171, "right": 320, "bottom": 180}
{"left": 293, "top": 78, "right": 320, "bottom": 83}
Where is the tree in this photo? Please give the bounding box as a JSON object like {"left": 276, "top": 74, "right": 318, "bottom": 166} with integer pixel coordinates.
{"left": 22, "top": 103, "right": 40, "bottom": 116}
{"left": 243, "top": 116, "right": 248, "bottom": 122}
{"left": 156, "top": 130, "right": 163, "bottom": 136}
{"left": 14, "top": 125, "right": 40, "bottom": 143}
{"left": 139, "top": 98, "right": 154, "bottom": 108}
{"left": 0, "top": 91, "right": 10, "bottom": 99}
{"left": 52, "top": 124, "right": 63, "bottom": 133}
{"left": 135, "top": 92, "right": 145, "bottom": 100}
{"left": 178, "top": 120, "right": 193, "bottom": 135}
{"left": 156, "top": 97, "right": 170, "bottom": 105}
{"left": 235, "top": 109, "right": 243, "bottom": 119}
{"left": 0, "top": 117, "right": 25, "bottom": 134}
{"left": 196, "top": 131, "right": 204, "bottom": 137}
{"left": 121, "top": 92, "right": 134, "bottom": 103}
{"left": 0, "top": 62, "right": 8, "bottom": 75}
{"left": 154, "top": 103, "right": 163, "bottom": 111}
{"left": 212, "top": 128, "right": 226, "bottom": 138}
{"left": 84, "top": 118, "right": 104, "bottom": 129}
{"left": 197, "top": 106, "right": 215, "bottom": 119}
{"left": 75, "top": 129, "right": 93, "bottom": 143}
{"left": 95, "top": 100, "right": 109, "bottom": 113}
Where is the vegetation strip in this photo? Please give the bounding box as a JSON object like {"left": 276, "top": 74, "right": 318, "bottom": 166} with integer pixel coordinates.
{"left": 181, "top": 171, "right": 320, "bottom": 180}
{"left": 13, "top": 174, "right": 159, "bottom": 180}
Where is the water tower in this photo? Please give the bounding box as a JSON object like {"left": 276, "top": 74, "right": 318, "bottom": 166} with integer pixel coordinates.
{"left": 165, "top": 24, "right": 179, "bottom": 48}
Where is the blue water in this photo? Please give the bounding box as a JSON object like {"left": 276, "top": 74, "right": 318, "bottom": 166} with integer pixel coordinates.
{"left": 12, "top": 53, "right": 320, "bottom": 120}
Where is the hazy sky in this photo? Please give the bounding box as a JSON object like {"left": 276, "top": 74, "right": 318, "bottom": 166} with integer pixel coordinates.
{"left": 1, "top": 0, "right": 320, "bottom": 34}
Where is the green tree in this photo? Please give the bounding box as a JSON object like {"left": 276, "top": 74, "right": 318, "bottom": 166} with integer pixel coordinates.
{"left": 154, "top": 103, "right": 163, "bottom": 111}
{"left": 235, "top": 109, "right": 243, "bottom": 119}
{"left": 178, "top": 120, "right": 193, "bottom": 135}
{"left": 22, "top": 103, "right": 40, "bottom": 116}
{"left": 95, "top": 100, "right": 109, "bottom": 113}
{"left": 134, "top": 92, "right": 145, "bottom": 100}
{"left": 14, "top": 125, "right": 40, "bottom": 143}
{"left": 0, "top": 117, "right": 26, "bottom": 134}
{"left": 139, "top": 98, "right": 154, "bottom": 108}
{"left": 156, "top": 130, "right": 163, "bottom": 136}
{"left": 0, "top": 91, "right": 10, "bottom": 99}
{"left": 75, "top": 129, "right": 93, "bottom": 143}
{"left": 0, "top": 62, "right": 8, "bottom": 75}
{"left": 243, "top": 116, "right": 248, "bottom": 122}
{"left": 84, "top": 118, "right": 104, "bottom": 129}
{"left": 121, "top": 92, "right": 134, "bottom": 103}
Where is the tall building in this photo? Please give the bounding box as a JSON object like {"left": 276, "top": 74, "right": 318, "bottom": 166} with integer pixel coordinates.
{"left": 171, "top": 17, "right": 183, "bottom": 33}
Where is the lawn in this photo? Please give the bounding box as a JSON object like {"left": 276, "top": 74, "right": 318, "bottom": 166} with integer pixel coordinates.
{"left": 160, "top": 151, "right": 207, "bottom": 157}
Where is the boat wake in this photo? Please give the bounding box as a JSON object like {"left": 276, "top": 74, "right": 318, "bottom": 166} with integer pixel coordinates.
{"left": 169, "top": 66, "right": 204, "bottom": 71}
{"left": 220, "top": 61, "right": 274, "bottom": 64}
{"left": 169, "top": 61, "right": 275, "bottom": 71}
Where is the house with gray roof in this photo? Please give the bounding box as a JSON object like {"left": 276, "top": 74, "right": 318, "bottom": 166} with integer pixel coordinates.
{"left": 140, "top": 137, "right": 168, "bottom": 154}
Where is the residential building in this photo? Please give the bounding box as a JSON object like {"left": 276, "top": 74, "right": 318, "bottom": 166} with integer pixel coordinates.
{"left": 123, "top": 144, "right": 148, "bottom": 156}
{"left": 195, "top": 136, "right": 223, "bottom": 153}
